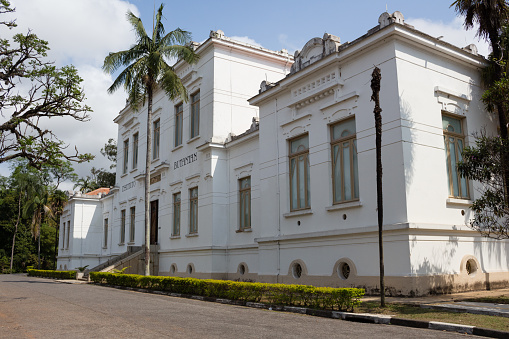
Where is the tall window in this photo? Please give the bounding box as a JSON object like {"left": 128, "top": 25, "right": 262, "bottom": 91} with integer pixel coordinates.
{"left": 239, "top": 177, "right": 251, "bottom": 230}
{"left": 175, "top": 103, "right": 183, "bottom": 146}
{"left": 120, "top": 209, "right": 126, "bottom": 244}
{"left": 172, "top": 192, "right": 181, "bottom": 236}
{"left": 123, "top": 139, "right": 129, "bottom": 174}
{"left": 189, "top": 187, "right": 198, "bottom": 234}
{"left": 443, "top": 114, "right": 469, "bottom": 198}
{"left": 103, "top": 218, "right": 108, "bottom": 248}
{"left": 289, "top": 135, "right": 310, "bottom": 211}
{"left": 66, "top": 221, "right": 70, "bottom": 249}
{"left": 331, "top": 118, "right": 359, "bottom": 203}
{"left": 190, "top": 91, "right": 200, "bottom": 138}
{"left": 153, "top": 119, "right": 160, "bottom": 160}
{"left": 61, "top": 222, "right": 65, "bottom": 249}
{"left": 129, "top": 207, "right": 135, "bottom": 243}
{"left": 132, "top": 133, "right": 139, "bottom": 169}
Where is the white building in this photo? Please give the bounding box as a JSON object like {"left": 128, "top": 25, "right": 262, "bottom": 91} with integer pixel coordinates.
{"left": 58, "top": 11, "right": 509, "bottom": 296}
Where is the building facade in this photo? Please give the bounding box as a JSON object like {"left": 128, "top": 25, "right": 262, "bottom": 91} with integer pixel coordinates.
{"left": 58, "top": 12, "right": 509, "bottom": 296}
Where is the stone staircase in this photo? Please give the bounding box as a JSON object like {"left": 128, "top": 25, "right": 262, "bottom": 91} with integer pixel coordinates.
{"left": 84, "top": 245, "right": 159, "bottom": 280}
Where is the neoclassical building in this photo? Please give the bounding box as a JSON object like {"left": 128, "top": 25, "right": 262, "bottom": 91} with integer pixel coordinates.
{"left": 58, "top": 11, "right": 509, "bottom": 296}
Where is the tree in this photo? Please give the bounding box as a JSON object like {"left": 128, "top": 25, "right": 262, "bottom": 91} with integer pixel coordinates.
{"left": 452, "top": 1, "right": 509, "bottom": 238}
{"left": 103, "top": 3, "right": 198, "bottom": 275}
{"left": 0, "top": 1, "right": 93, "bottom": 169}
{"left": 9, "top": 165, "right": 42, "bottom": 270}
{"left": 101, "top": 138, "right": 117, "bottom": 169}
{"left": 452, "top": 0, "right": 509, "bottom": 206}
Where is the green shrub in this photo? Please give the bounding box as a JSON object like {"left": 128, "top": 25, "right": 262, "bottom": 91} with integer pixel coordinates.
{"left": 27, "top": 269, "right": 77, "bottom": 280}
{"left": 89, "top": 272, "right": 364, "bottom": 311}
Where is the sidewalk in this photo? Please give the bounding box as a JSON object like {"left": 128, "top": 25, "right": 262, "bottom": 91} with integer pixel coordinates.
{"left": 362, "top": 288, "right": 509, "bottom": 317}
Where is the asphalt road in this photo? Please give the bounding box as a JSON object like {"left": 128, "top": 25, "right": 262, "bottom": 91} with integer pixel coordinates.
{"left": 0, "top": 274, "right": 473, "bottom": 338}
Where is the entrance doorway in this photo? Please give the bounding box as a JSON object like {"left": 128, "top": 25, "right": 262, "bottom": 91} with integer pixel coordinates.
{"left": 150, "top": 200, "right": 159, "bottom": 244}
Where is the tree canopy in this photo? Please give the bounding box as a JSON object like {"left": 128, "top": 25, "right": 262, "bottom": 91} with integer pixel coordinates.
{"left": 0, "top": 0, "right": 93, "bottom": 169}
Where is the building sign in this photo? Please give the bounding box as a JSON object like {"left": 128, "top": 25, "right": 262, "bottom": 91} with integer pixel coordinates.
{"left": 122, "top": 181, "right": 136, "bottom": 192}
{"left": 174, "top": 153, "right": 197, "bottom": 170}
{"left": 150, "top": 174, "right": 162, "bottom": 185}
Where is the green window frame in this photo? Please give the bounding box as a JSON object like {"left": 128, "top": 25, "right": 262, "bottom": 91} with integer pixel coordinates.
{"left": 132, "top": 133, "right": 138, "bottom": 169}
{"left": 123, "top": 139, "right": 129, "bottom": 174}
{"left": 289, "top": 134, "right": 310, "bottom": 211}
{"left": 120, "top": 209, "right": 126, "bottom": 244}
{"left": 190, "top": 91, "right": 200, "bottom": 138}
{"left": 189, "top": 187, "right": 198, "bottom": 234}
{"left": 175, "top": 103, "right": 183, "bottom": 146}
{"left": 331, "top": 118, "right": 359, "bottom": 203}
{"left": 442, "top": 114, "right": 469, "bottom": 199}
{"left": 153, "top": 119, "right": 160, "bottom": 160}
{"left": 172, "top": 192, "right": 181, "bottom": 236}
{"left": 129, "top": 207, "right": 135, "bottom": 243}
{"left": 239, "top": 177, "right": 251, "bottom": 230}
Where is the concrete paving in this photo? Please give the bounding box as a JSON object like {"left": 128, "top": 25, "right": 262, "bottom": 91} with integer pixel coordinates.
{"left": 0, "top": 274, "right": 469, "bottom": 339}
{"left": 363, "top": 287, "right": 509, "bottom": 318}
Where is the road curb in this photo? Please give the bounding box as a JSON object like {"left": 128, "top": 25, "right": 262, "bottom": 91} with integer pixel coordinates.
{"left": 89, "top": 282, "right": 509, "bottom": 338}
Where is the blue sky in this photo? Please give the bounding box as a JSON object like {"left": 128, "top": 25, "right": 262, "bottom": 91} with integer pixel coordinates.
{"left": 3, "top": 0, "right": 488, "bottom": 190}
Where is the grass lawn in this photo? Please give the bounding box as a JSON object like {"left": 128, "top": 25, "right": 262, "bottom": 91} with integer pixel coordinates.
{"left": 356, "top": 301, "right": 509, "bottom": 332}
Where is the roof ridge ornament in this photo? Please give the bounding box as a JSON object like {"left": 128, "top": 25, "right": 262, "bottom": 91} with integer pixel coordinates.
{"left": 378, "top": 11, "right": 404, "bottom": 28}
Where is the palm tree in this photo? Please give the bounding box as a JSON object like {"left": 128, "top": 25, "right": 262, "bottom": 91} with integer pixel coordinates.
{"left": 9, "top": 166, "right": 42, "bottom": 271}
{"left": 103, "top": 4, "right": 198, "bottom": 275}
{"left": 47, "top": 189, "right": 67, "bottom": 269}
{"left": 451, "top": 0, "right": 509, "bottom": 205}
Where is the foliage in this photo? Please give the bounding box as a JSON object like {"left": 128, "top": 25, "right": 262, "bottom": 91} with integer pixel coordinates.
{"left": 75, "top": 265, "right": 89, "bottom": 272}
{"left": 28, "top": 269, "right": 76, "bottom": 279}
{"left": 458, "top": 134, "right": 509, "bottom": 238}
{"left": 101, "top": 138, "right": 117, "bottom": 169}
{"left": 111, "top": 266, "right": 130, "bottom": 274}
{"left": 0, "top": 4, "right": 94, "bottom": 168}
{"left": 103, "top": 3, "right": 199, "bottom": 275}
{"left": 0, "top": 161, "right": 67, "bottom": 273}
{"left": 89, "top": 272, "right": 365, "bottom": 311}
{"left": 452, "top": 0, "right": 509, "bottom": 238}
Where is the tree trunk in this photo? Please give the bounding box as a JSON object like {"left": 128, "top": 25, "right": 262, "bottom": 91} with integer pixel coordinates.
{"left": 54, "top": 216, "right": 60, "bottom": 270}
{"left": 371, "top": 66, "right": 385, "bottom": 307}
{"left": 37, "top": 231, "right": 41, "bottom": 269}
{"left": 10, "top": 191, "right": 22, "bottom": 271}
{"left": 144, "top": 86, "right": 153, "bottom": 276}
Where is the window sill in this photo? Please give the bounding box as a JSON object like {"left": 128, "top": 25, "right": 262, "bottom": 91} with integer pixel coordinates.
{"left": 172, "top": 144, "right": 183, "bottom": 152}
{"left": 170, "top": 235, "right": 181, "bottom": 239}
{"left": 130, "top": 168, "right": 138, "bottom": 173}
{"left": 102, "top": 247, "right": 107, "bottom": 249}
{"left": 283, "top": 209, "right": 313, "bottom": 218}
{"left": 186, "top": 233, "right": 198, "bottom": 237}
{"left": 326, "top": 200, "right": 362, "bottom": 212}
{"left": 446, "top": 198, "right": 472, "bottom": 206}
{"left": 236, "top": 228, "right": 252, "bottom": 233}
{"left": 120, "top": 173, "right": 128, "bottom": 178}
{"left": 151, "top": 158, "right": 160, "bottom": 164}
{"left": 187, "top": 135, "right": 200, "bottom": 144}
{"left": 118, "top": 243, "right": 125, "bottom": 246}
{"left": 127, "top": 242, "right": 135, "bottom": 245}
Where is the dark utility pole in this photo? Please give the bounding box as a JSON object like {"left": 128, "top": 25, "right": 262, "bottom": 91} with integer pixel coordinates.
{"left": 371, "top": 66, "right": 385, "bottom": 307}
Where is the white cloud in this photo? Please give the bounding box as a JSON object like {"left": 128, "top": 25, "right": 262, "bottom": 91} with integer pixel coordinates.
{"left": 406, "top": 16, "right": 490, "bottom": 57}
{"left": 2, "top": 0, "right": 140, "bottom": 187}
{"left": 230, "top": 36, "right": 263, "bottom": 48}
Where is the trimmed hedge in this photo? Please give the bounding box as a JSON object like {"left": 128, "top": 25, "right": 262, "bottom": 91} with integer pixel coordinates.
{"left": 27, "top": 269, "right": 77, "bottom": 280}
{"left": 90, "top": 272, "right": 364, "bottom": 311}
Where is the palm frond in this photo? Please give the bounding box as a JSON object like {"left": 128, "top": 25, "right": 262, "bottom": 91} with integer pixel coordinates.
{"left": 153, "top": 4, "right": 165, "bottom": 43}
{"left": 126, "top": 10, "right": 148, "bottom": 41}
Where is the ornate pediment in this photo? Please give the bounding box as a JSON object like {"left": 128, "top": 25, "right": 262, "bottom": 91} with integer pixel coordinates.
{"left": 290, "top": 33, "right": 340, "bottom": 74}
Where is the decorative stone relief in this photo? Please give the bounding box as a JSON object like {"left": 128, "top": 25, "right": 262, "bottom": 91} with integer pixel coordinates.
{"left": 435, "top": 86, "right": 471, "bottom": 116}
{"left": 290, "top": 33, "right": 341, "bottom": 74}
